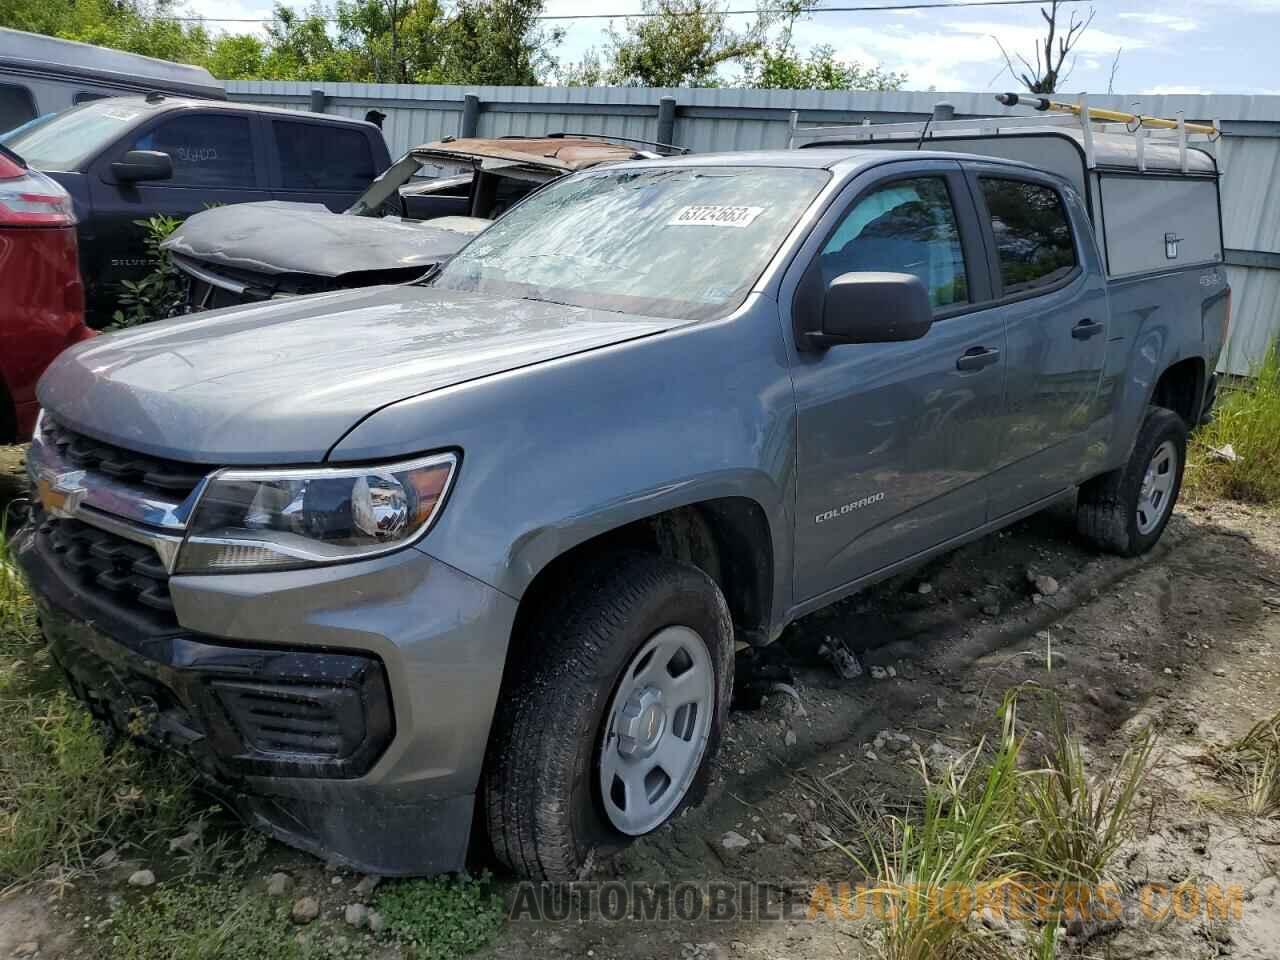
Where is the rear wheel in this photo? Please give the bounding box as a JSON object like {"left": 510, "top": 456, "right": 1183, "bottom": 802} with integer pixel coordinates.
{"left": 483, "top": 553, "right": 733, "bottom": 879}
{"left": 1077, "top": 406, "right": 1187, "bottom": 556}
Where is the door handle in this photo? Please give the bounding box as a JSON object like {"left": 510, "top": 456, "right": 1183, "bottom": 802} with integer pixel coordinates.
{"left": 956, "top": 346, "right": 1001, "bottom": 372}
{"left": 1072, "top": 318, "right": 1104, "bottom": 340}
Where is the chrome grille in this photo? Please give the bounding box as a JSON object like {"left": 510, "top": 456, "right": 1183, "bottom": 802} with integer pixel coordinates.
{"left": 39, "top": 517, "right": 176, "bottom": 626}
{"left": 42, "top": 418, "right": 204, "bottom": 500}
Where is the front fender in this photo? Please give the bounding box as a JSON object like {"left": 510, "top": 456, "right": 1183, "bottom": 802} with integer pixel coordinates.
{"left": 328, "top": 294, "right": 799, "bottom": 626}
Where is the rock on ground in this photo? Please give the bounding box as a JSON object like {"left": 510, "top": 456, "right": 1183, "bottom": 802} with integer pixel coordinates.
{"left": 266, "top": 872, "right": 294, "bottom": 897}
{"left": 290, "top": 897, "right": 321, "bottom": 925}
{"left": 720, "top": 831, "right": 750, "bottom": 850}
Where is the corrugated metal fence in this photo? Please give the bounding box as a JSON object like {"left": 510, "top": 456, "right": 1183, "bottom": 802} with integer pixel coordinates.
{"left": 227, "top": 81, "right": 1280, "bottom": 376}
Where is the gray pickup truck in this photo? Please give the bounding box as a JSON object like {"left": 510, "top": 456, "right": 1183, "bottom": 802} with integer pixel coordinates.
{"left": 14, "top": 140, "right": 1227, "bottom": 879}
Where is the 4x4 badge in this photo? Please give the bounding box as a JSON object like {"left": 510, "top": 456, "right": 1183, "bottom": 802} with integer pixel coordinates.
{"left": 35, "top": 469, "right": 87, "bottom": 518}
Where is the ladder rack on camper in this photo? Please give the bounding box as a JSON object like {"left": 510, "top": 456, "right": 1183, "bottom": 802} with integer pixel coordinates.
{"left": 788, "top": 93, "right": 1223, "bottom": 176}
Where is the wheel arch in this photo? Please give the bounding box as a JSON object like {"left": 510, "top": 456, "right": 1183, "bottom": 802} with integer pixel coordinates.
{"left": 509, "top": 496, "right": 777, "bottom": 656}
{"left": 1150, "top": 356, "right": 1208, "bottom": 428}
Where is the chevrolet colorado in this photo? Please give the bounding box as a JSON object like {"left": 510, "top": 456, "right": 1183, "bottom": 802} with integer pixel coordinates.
{"left": 13, "top": 145, "right": 1227, "bottom": 878}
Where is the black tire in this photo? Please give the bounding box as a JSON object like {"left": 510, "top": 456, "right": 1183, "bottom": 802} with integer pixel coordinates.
{"left": 1077, "top": 406, "right": 1187, "bottom": 556}
{"left": 483, "top": 553, "right": 734, "bottom": 879}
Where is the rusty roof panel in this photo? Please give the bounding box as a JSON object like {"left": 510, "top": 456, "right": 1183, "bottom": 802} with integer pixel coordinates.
{"left": 411, "top": 137, "right": 643, "bottom": 172}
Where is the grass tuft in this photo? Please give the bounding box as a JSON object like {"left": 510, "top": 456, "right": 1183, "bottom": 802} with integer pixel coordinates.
{"left": 0, "top": 522, "right": 196, "bottom": 889}
{"left": 1187, "top": 339, "right": 1280, "bottom": 505}
{"left": 372, "top": 874, "right": 507, "bottom": 959}
{"left": 104, "top": 878, "right": 302, "bottom": 960}
{"left": 839, "top": 698, "right": 1030, "bottom": 960}
{"left": 821, "top": 691, "right": 1156, "bottom": 960}
{"left": 1198, "top": 711, "right": 1280, "bottom": 817}
{"left": 1018, "top": 701, "right": 1156, "bottom": 886}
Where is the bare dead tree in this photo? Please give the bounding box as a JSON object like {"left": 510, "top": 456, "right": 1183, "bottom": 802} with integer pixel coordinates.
{"left": 993, "top": 1, "right": 1096, "bottom": 94}
{"left": 1107, "top": 46, "right": 1122, "bottom": 94}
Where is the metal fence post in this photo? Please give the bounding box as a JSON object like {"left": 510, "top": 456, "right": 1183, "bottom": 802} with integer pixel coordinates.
{"left": 657, "top": 95, "right": 676, "bottom": 151}
{"left": 309, "top": 88, "right": 328, "bottom": 113}
{"left": 461, "top": 94, "right": 481, "bottom": 138}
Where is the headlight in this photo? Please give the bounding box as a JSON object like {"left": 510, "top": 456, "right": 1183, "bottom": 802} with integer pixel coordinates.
{"left": 176, "top": 453, "right": 457, "bottom": 573}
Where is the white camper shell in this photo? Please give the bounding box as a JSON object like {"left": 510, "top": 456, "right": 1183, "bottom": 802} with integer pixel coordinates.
{"left": 790, "top": 99, "right": 1225, "bottom": 282}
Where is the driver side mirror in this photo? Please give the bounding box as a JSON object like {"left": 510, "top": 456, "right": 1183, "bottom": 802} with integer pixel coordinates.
{"left": 807, "top": 272, "right": 934, "bottom": 349}
{"left": 111, "top": 150, "right": 173, "bottom": 183}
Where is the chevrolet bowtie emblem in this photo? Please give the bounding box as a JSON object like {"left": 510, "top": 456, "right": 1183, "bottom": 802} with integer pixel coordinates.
{"left": 35, "top": 468, "right": 87, "bottom": 518}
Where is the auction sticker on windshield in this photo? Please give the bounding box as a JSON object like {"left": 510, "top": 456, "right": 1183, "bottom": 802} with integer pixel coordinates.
{"left": 668, "top": 205, "right": 765, "bottom": 228}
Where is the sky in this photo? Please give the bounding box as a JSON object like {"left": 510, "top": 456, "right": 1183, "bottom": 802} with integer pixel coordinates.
{"left": 186, "top": 0, "right": 1280, "bottom": 94}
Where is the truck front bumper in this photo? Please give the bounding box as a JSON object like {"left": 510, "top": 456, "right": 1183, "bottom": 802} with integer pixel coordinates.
{"left": 12, "top": 512, "right": 518, "bottom": 876}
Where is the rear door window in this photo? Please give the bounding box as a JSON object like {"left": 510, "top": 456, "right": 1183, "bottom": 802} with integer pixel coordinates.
{"left": 819, "top": 176, "right": 970, "bottom": 310}
{"left": 979, "top": 178, "right": 1077, "bottom": 296}
{"left": 0, "top": 83, "right": 37, "bottom": 135}
{"left": 130, "top": 114, "right": 257, "bottom": 188}
{"left": 273, "top": 120, "right": 376, "bottom": 191}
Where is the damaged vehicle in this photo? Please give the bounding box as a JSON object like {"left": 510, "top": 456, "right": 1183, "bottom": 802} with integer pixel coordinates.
{"left": 163, "top": 135, "right": 656, "bottom": 310}
{"left": 15, "top": 136, "right": 1226, "bottom": 879}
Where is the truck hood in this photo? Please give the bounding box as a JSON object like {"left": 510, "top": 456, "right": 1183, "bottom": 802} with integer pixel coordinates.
{"left": 38, "top": 285, "right": 687, "bottom": 464}
{"left": 162, "top": 201, "right": 482, "bottom": 278}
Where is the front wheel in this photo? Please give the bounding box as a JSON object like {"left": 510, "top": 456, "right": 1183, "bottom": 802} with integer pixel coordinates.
{"left": 483, "top": 553, "right": 734, "bottom": 879}
{"left": 1077, "top": 406, "right": 1187, "bottom": 556}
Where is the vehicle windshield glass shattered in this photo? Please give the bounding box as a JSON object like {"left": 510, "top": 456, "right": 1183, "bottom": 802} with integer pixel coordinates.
{"left": 2, "top": 100, "right": 148, "bottom": 170}
{"left": 431, "top": 166, "right": 829, "bottom": 320}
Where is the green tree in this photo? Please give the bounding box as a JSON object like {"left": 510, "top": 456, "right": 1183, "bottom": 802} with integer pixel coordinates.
{"left": 205, "top": 34, "right": 267, "bottom": 80}
{"left": 425, "top": 0, "right": 562, "bottom": 85}
{"left": 559, "top": 0, "right": 905, "bottom": 90}
{"left": 0, "top": 0, "right": 213, "bottom": 65}
{"left": 2, "top": 0, "right": 562, "bottom": 84}
{"left": 594, "top": 0, "right": 765, "bottom": 87}
{"left": 747, "top": 45, "right": 905, "bottom": 90}
{"left": 743, "top": 0, "right": 905, "bottom": 90}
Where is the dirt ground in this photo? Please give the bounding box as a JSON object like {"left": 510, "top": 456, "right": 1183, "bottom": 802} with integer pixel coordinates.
{"left": 3, "top": 441, "right": 1280, "bottom": 960}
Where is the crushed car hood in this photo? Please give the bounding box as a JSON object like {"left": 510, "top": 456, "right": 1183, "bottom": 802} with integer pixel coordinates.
{"left": 162, "top": 201, "right": 483, "bottom": 278}
{"left": 38, "top": 285, "right": 688, "bottom": 464}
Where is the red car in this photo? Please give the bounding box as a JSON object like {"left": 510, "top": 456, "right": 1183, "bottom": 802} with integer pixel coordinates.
{"left": 0, "top": 144, "right": 92, "bottom": 443}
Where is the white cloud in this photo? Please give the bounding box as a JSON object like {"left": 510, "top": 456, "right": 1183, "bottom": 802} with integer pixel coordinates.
{"left": 785, "top": 17, "right": 1148, "bottom": 92}
{"left": 1116, "top": 12, "right": 1199, "bottom": 32}
{"left": 183, "top": 0, "right": 277, "bottom": 37}
{"left": 1141, "top": 84, "right": 1212, "bottom": 95}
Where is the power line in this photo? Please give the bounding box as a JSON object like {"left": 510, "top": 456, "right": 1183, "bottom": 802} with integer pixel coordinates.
{"left": 154, "top": 0, "right": 1088, "bottom": 25}
{"left": 540, "top": 0, "right": 1086, "bottom": 20}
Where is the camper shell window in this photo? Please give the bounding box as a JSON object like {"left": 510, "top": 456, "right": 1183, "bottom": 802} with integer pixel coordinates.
{"left": 797, "top": 128, "right": 1224, "bottom": 282}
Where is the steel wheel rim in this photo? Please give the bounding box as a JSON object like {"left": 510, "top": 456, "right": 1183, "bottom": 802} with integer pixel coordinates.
{"left": 598, "top": 625, "right": 715, "bottom": 836}
{"left": 1136, "top": 439, "right": 1178, "bottom": 535}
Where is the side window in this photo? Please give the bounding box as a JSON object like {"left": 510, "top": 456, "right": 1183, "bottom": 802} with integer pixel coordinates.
{"left": 274, "top": 120, "right": 376, "bottom": 191}
{"left": 979, "top": 178, "right": 1077, "bottom": 296}
{"left": 0, "top": 83, "right": 37, "bottom": 135}
{"left": 74, "top": 91, "right": 111, "bottom": 104}
{"left": 820, "top": 176, "right": 969, "bottom": 310}
{"left": 130, "top": 114, "right": 257, "bottom": 188}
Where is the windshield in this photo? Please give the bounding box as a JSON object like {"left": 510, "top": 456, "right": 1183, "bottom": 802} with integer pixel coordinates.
{"left": 1, "top": 112, "right": 53, "bottom": 141}
{"left": 2, "top": 100, "right": 149, "bottom": 171}
{"left": 432, "top": 165, "right": 829, "bottom": 320}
